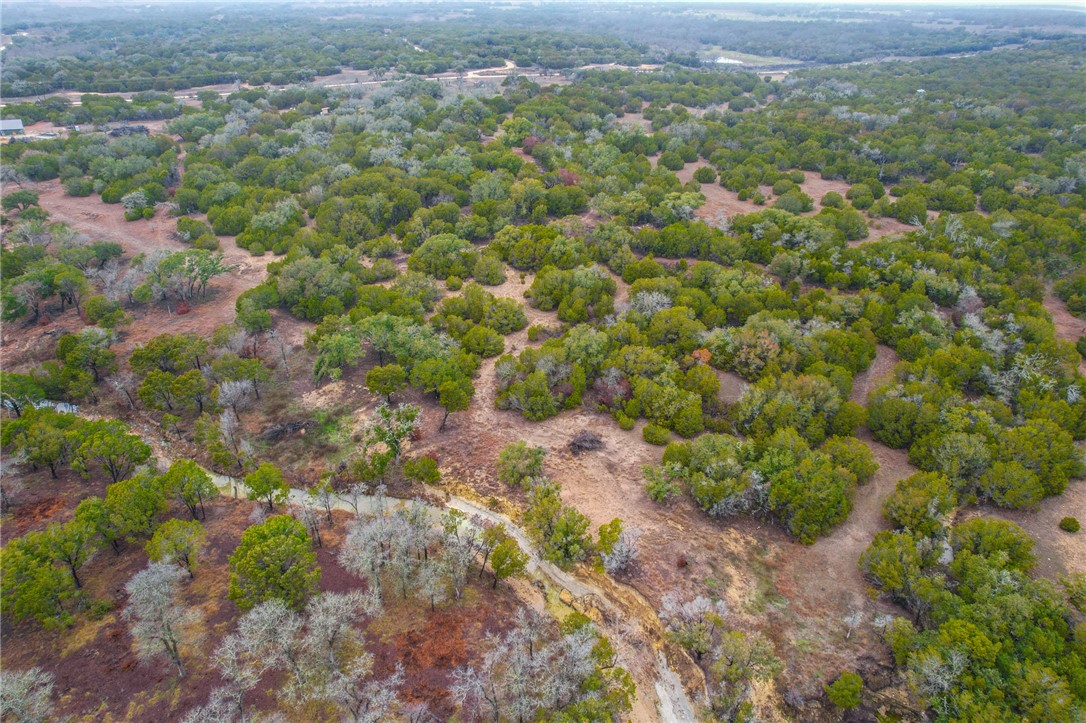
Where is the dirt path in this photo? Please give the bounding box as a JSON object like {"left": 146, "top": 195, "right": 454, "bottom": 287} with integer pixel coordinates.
{"left": 850, "top": 344, "right": 901, "bottom": 405}
{"left": 772, "top": 436, "right": 916, "bottom": 676}
{"left": 1043, "top": 286, "right": 1086, "bottom": 375}
{"left": 68, "top": 400, "right": 698, "bottom": 723}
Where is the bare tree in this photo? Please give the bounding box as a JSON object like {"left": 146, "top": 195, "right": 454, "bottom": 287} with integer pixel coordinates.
{"left": 0, "top": 667, "right": 55, "bottom": 723}
{"left": 124, "top": 563, "right": 197, "bottom": 677}
{"left": 601, "top": 526, "right": 640, "bottom": 574}
{"left": 210, "top": 634, "right": 261, "bottom": 722}
{"left": 218, "top": 379, "right": 256, "bottom": 417}
{"left": 336, "top": 481, "right": 370, "bottom": 518}
{"left": 320, "top": 659, "right": 404, "bottom": 723}
{"left": 108, "top": 371, "right": 139, "bottom": 409}
{"left": 237, "top": 599, "right": 305, "bottom": 687}
{"left": 266, "top": 329, "right": 291, "bottom": 376}
{"left": 417, "top": 557, "right": 449, "bottom": 611}
{"left": 843, "top": 609, "right": 863, "bottom": 640}
{"left": 303, "top": 590, "right": 381, "bottom": 673}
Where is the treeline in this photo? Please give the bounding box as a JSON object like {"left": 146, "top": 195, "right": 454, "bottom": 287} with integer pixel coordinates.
{"left": 1, "top": 7, "right": 649, "bottom": 97}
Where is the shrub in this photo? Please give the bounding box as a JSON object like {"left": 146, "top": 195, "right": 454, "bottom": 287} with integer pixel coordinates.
{"left": 615, "top": 412, "right": 637, "bottom": 431}
{"left": 497, "top": 441, "right": 546, "bottom": 488}
{"left": 446, "top": 275, "right": 463, "bottom": 291}
{"left": 64, "top": 177, "right": 95, "bottom": 197}
{"left": 644, "top": 465, "right": 680, "bottom": 503}
{"left": 643, "top": 423, "right": 671, "bottom": 446}
{"left": 825, "top": 672, "right": 863, "bottom": 710}
{"left": 821, "top": 191, "right": 845, "bottom": 208}
{"left": 403, "top": 456, "right": 441, "bottom": 484}
{"left": 1060, "top": 517, "right": 1081, "bottom": 533}
{"left": 693, "top": 166, "right": 717, "bottom": 183}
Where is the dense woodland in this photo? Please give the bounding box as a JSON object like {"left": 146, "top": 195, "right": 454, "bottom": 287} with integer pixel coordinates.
{"left": 1, "top": 4, "right": 1085, "bottom": 722}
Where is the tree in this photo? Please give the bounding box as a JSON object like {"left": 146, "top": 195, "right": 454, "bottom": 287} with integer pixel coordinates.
{"left": 366, "top": 364, "right": 407, "bottom": 403}
{"left": 71, "top": 419, "right": 151, "bottom": 483}
{"left": 2, "top": 189, "right": 40, "bottom": 212}
{"left": 124, "top": 562, "right": 196, "bottom": 677}
{"left": 403, "top": 456, "right": 441, "bottom": 484}
{"left": 228, "top": 515, "right": 319, "bottom": 611}
{"left": 158, "top": 459, "right": 219, "bottom": 520}
{"left": 41, "top": 519, "right": 100, "bottom": 590}
{"left": 438, "top": 377, "right": 474, "bottom": 430}
{"left": 19, "top": 419, "right": 69, "bottom": 478}
{"left": 825, "top": 671, "right": 863, "bottom": 710}
{"left": 497, "top": 440, "right": 547, "bottom": 489}
{"left": 0, "top": 533, "right": 77, "bottom": 629}
{"left": 522, "top": 480, "right": 594, "bottom": 566}
{"left": 146, "top": 519, "right": 207, "bottom": 578}
{"left": 710, "top": 630, "right": 782, "bottom": 719}
{"left": 130, "top": 334, "right": 209, "bottom": 375}
{"left": 0, "top": 372, "right": 44, "bottom": 417}
{"left": 489, "top": 537, "right": 528, "bottom": 589}
{"left": 0, "top": 667, "right": 55, "bottom": 723}
{"left": 103, "top": 472, "right": 169, "bottom": 544}
{"left": 243, "top": 462, "right": 289, "bottom": 511}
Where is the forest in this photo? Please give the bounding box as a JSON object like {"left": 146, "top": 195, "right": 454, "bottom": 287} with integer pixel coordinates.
{"left": 1, "top": 3, "right": 1084, "bottom": 722}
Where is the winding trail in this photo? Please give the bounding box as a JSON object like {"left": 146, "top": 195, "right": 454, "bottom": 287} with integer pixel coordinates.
{"left": 70, "top": 405, "right": 699, "bottom": 722}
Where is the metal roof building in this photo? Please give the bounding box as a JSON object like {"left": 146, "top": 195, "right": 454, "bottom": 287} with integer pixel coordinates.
{"left": 0, "top": 119, "right": 25, "bottom": 136}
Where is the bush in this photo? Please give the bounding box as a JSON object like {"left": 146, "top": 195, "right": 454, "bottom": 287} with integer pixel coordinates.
{"left": 821, "top": 191, "right": 845, "bottom": 209}
{"left": 460, "top": 325, "right": 504, "bottom": 358}
{"left": 403, "top": 456, "right": 441, "bottom": 484}
{"left": 615, "top": 412, "right": 637, "bottom": 431}
{"left": 825, "top": 672, "right": 863, "bottom": 710}
{"left": 693, "top": 166, "right": 717, "bottom": 183}
{"left": 64, "top": 177, "right": 95, "bottom": 197}
{"left": 644, "top": 466, "right": 680, "bottom": 503}
{"left": 643, "top": 423, "right": 671, "bottom": 446}
{"left": 498, "top": 441, "right": 546, "bottom": 488}
{"left": 446, "top": 275, "right": 463, "bottom": 291}
{"left": 1060, "top": 517, "right": 1081, "bottom": 533}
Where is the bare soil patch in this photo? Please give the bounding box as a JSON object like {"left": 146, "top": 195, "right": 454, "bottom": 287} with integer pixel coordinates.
{"left": 15, "top": 181, "right": 276, "bottom": 361}
{"left": 971, "top": 478, "right": 1086, "bottom": 580}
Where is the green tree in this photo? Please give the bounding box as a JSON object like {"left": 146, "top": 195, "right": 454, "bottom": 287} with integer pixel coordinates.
{"left": 403, "top": 456, "right": 441, "bottom": 484}
{"left": 2, "top": 189, "right": 40, "bottom": 212}
{"left": 0, "top": 371, "right": 44, "bottom": 417}
{"left": 71, "top": 420, "right": 151, "bottom": 483}
{"left": 20, "top": 419, "right": 70, "bottom": 478}
{"left": 0, "top": 534, "right": 77, "bottom": 629}
{"left": 438, "top": 377, "right": 474, "bottom": 430}
{"left": 103, "top": 472, "right": 168, "bottom": 544}
{"left": 146, "top": 519, "right": 207, "bottom": 578}
{"left": 228, "top": 515, "right": 319, "bottom": 612}
{"left": 40, "top": 520, "right": 101, "bottom": 590}
{"left": 365, "top": 364, "right": 407, "bottom": 403}
{"left": 522, "top": 480, "right": 594, "bottom": 566}
{"left": 489, "top": 537, "right": 528, "bottom": 588}
{"left": 243, "top": 462, "right": 289, "bottom": 512}
{"left": 158, "top": 459, "right": 219, "bottom": 520}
